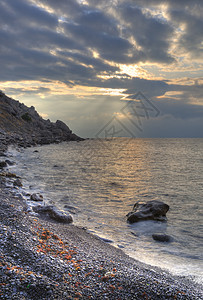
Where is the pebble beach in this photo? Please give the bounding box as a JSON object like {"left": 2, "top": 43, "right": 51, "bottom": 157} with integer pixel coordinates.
{"left": 1, "top": 151, "right": 203, "bottom": 299}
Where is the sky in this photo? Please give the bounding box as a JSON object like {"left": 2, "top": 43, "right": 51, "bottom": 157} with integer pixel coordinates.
{"left": 0, "top": 0, "right": 203, "bottom": 138}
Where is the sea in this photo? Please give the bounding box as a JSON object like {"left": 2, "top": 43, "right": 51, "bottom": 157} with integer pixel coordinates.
{"left": 8, "top": 138, "right": 203, "bottom": 284}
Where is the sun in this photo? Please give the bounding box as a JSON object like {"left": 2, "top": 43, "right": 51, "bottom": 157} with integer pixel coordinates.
{"left": 119, "top": 64, "right": 147, "bottom": 78}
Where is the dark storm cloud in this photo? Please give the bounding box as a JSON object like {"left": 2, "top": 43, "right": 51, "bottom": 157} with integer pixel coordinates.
{"left": 1, "top": 0, "right": 196, "bottom": 85}
{"left": 60, "top": 2, "right": 175, "bottom": 64}
{"left": 57, "top": 50, "right": 119, "bottom": 73}
{"left": 157, "top": 98, "right": 203, "bottom": 120}
{"left": 0, "top": 0, "right": 58, "bottom": 28}
{"left": 64, "top": 22, "right": 133, "bottom": 63}
{"left": 169, "top": 9, "right": 203, "bottom": 59}
{"left": 0, "top": 0, "right": 123, "bottom": 82}
{"left": 123, "top": 78, "right": 169, "bottom": 98}
{"left": 139, "top": 1, "right": 203, "bottom": 59}
{"left": 81, "top": 76, "right": 169, "bottom": 99}
{"left": 87, "top": 0, "right": 202, "bottom": 60}
{"left": 76, "top": 9, "right": 119, "bottom": 36}
{"left": 20, "top": 27, "right": 84, "bottom": 51}
{"left": 122, "top": 80, "right": 203, "bottom": 112}
{"left": 0, "top": 49, "right": 97, "bottom": 82}
{"left": 116, "top": 4, "right": 175, "bottom": 64}
{"left": 0, "top": 0, "right": 202, "bottom": 134}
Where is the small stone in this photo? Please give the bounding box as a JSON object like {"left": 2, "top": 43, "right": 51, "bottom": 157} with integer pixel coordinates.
{"left": 13, "top": 178, "right": 23, "bottom": 187}
{"left": 5, "top": 159, "right": 15, "bottom": 166}
{"left": 33, "top": 205, "right": 73, "bottom": 223}
{"left": 0, "top": 161, "right": 7, "bottom": 168}
{"left": 30, "top": 193, "right": 43, "bottom": 201}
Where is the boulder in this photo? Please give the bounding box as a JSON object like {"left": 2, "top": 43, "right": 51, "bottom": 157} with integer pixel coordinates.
{"left": 127, "top": 200, "right": 169, "bottom": 224}
{"left": 30, "top": 193, "right": 43, "bottom": 201}
{"left": 152, "top": 234, "right": 172, "bottom": 242}
{"left": 33, "top": 205, "right": 73, "bottom": 223}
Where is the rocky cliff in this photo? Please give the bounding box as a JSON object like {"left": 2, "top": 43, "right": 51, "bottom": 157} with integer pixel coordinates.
{"left": 0, "top": 90, "right": 83, "bottom": 151}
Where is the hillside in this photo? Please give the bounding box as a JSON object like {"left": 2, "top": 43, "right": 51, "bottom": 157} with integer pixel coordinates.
{"left": 0, "top": 90, "right": 83, "bottom": 150}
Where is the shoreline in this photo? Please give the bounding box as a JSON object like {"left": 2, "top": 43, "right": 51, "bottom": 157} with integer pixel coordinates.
{"left": 1, "top": 145, "right": 203, "bottom": 299}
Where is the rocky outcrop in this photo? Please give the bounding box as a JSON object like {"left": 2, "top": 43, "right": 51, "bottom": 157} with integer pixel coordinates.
{"left": 127, "top": 200, "right": 169, "bottom": 224}
{"left": 0, "top": 90, "right": 83, "bottom": 150}
{"left": 33, "top": 205, "right": 73, "bottom": 223}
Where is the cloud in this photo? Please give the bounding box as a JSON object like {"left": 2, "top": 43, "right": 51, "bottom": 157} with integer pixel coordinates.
{"left": 63, "top": 23, "right": 133, "bottom": 64}
{"left": 0, "top": 0, "right": 58, "bottom": 29}
{"left": 87, "top": 0, "right": 203, "bottom": 62}
{"left": 116, "top": 4, "right": 175, "bottom": 64}
{"left": 0, "top": 0, "right": 202, "bottom": 138}
{"left": 157, "top": 97, "right": 203, "bottom": 119}
{"left": 57, "top": 50, "right": 119, "bottom": 73}
{"left": 0, "top": 0, "right": 200, "bottom": 85}
{"left": 169, "top": 9, "right": 203, "bottom": 59}
{"left": 5, "top": 87, "right": 51, "bottom": 96}
{"left": 76, "top": 9, "right": 119, "bottom": 35}
{"left": 33, "top": 0, "right": 83, "bottom": 18}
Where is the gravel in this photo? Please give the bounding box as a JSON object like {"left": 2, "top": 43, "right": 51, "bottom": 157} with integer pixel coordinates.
{"left": 0, "top": 150, "right": 203, "bottom": 299}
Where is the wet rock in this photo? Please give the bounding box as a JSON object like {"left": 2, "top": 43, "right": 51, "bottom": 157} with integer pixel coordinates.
{"left": 0, "top": 152, "right": 7, "bottom": 157}
{"left": 33, "top": 205, "right": 73, "bottom": 223}
{"left": 152, "top": 234, "right": 172, "bottom": 242}
{"left": 0, "top": 172, "right": 18, "bottom": 178}
{"left": 127, "top": 200, "right": 169, "bottom": 224}
{"left": 0, "top": 161, "right": 7, "bottom": 168}
{"left": 95, "top": 235, "right": 113, "bottom": 243}
{"left": 13, "top": 179, "right": 23, "bottom": 187}
{"left": 64, "top": 205, "right": 79, "bottom": 214}
{"left": 5, "top": 159, "right": 15, "bottom": 166}
{"left": 30, "top": 193, "right": 43, "bottom": 201}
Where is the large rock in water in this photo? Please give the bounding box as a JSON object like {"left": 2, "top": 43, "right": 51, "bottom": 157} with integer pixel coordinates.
{"left": 33, "top": 205, "right": 73, "bottom": 223}
{"left": 127, "top": 200, "right": 169, "bottom": 224}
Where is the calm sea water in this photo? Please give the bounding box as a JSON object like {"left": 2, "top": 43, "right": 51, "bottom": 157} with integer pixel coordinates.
{"left": 10, "top": 138, "right": 203, "bottom": 283}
